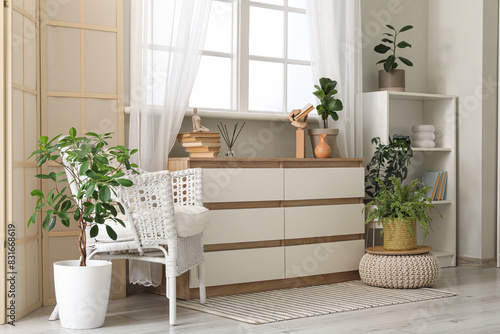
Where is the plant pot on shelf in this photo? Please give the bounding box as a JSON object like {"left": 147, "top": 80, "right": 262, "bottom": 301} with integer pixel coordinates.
{"left": 54, "top": 260, "right": 112, "bottom": 329}
{"left": 378, "top": 69, "right": 405, "bottom": 92}
{"left": 308, "top": 128, "right": 339, "bottom": 158}
{"left": 382, "top": 217, "right": 417, "bottom": 251}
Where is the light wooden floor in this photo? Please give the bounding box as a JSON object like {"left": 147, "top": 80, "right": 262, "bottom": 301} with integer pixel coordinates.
{"left": 4, "top": 266, "right": 500, "bottom": 333}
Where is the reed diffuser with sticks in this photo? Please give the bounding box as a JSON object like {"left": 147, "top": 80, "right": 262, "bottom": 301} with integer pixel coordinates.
{"left": 217, "top": 122, "right": 246, "bottom": 157}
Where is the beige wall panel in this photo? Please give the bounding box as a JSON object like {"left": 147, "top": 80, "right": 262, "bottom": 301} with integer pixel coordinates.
{"left": 13, "top": 89, "right": 24, "bottom": 162}
{"left": 47, "top": 97, "right": 81, "bottom": 138}
{"left": 13, "top": 168, "right": 26, "bottom": 239}
{"left": 84, "top": 0, "right": 117, "bottom": 27}
{"left": 15, "top": 242, "right": 27, "bottom": 313}
{"left": 24, "top": 93, "right": 37, "bottom": 158}
{"left": 24, "top": 20, "right": 37, "bottom": 91}
{"left": 85, "top": 98, "right": 118, "bottom": 146}
{"left": 26, "top": 239, "right": 40, "bottom": 306}
{"left": 48, "top": 236, "right": 80, "bottom": 300}
{"left": 84, "top": 30, "right": 117, "bottom": 94}
{"left": 12, "top": 11, "right": 23, "bottom": 86}
{"left": 24, "top": 0, "right": 37, "bottom": 17}
{"left": 25, "top": 168, "right": 39, "bottom": 237}
{"left": 13, "top": 0, "right": 23, "bottom": 9}
{"left": 46, "top": 26, "right": 81, "bottom": 92}
{"left": 44, "top": 0, "right": 81, "bottom": 23}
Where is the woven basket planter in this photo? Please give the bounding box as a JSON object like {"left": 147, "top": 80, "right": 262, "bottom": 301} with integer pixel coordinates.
{"left": 383, "top": 217, "right": 417, "bottom": 251}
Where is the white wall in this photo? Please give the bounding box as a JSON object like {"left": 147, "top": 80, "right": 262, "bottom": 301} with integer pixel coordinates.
{"left": 427, "top": 0, "right": 497, "bottom": 259}
{"left": 361, "top": 0, "right": 429, "bottom": 93}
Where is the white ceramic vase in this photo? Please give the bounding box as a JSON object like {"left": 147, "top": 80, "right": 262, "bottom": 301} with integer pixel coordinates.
{"left": 53, "top": 260, "right": 112, "bottom": 329}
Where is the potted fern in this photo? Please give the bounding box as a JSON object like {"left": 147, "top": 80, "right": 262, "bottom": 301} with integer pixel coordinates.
{"left": 28, "top": 128, "right": 137, "bottom": 329}
{"left": 374, "top": 24, "right": 413, "bottom": 91}
{"left": 308, "top": 77, "right": 343, "bottom": 158}
{"left": 364, "top": 177, "right": 440, "bottom": 251}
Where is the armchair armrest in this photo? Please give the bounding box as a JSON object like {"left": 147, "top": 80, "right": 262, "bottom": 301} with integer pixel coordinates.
{"left": 171, "top": 168, "right": 203, "bottom": 206}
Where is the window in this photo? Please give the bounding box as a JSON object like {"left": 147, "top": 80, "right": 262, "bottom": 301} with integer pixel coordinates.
{"left": 189, "top": 0, "right": 314, "bottom": 115}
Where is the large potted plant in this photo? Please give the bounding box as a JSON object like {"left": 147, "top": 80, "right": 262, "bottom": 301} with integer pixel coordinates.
{"left": 309, "top": 77, "right": 343, "bottom": 157}
{"left": 374, "top": 24, "right": 413, "bottom": 91}
{"left": 28, "top": 128, "right": 137, "bottom": 329}
{"left": 365, "top": 137, "right": 414, "bottom": 199}
{"left": 364, "top": 177, "right": 440, "bottom": 251}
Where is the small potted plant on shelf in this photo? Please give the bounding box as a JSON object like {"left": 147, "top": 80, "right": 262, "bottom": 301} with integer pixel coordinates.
{"left": 364, "top": 176, "right": 440, "bottom": 251}
{"left": 374, "top": 24, "right": 413, "bottom": 91}
{"left": 28, "top": 128, "right": 137, "bottom": 329}
{"left": 309, "top": 77, "right": 343, "bottom": 157}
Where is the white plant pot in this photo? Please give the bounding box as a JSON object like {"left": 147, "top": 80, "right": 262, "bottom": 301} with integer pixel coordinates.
{"left": 54, "top": 260, "right": 112, "bottom": 329}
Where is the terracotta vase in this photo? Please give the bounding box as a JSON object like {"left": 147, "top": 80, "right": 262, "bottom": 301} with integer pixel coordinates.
{"left": 314, "top": 134, "right": 331, "bottom": 159}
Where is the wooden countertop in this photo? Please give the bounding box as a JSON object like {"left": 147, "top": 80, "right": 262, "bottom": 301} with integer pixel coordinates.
{"left": 168, "top": 157, "right": 364, "bottom": 169}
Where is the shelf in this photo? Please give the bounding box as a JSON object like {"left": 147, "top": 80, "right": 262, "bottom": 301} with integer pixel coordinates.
{"left": 411, "top": 147, "right": 452, "bottom": 152}
{"left": 386, "top": 91, "right": 456, "bottom": 101}
{"left": 432, "top": 200, "right": 452, "bottom": 205}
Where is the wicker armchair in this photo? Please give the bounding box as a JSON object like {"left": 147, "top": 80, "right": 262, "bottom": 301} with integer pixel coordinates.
{"left": 86, "top": 168, "right": 207, "bottom": 326}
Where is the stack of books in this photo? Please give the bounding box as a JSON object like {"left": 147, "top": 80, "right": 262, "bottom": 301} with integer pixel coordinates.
{"left": 421, "top": 171, "right": 448, "bottom": 201}
{"left": 177, "top": 132, "right": 221, "bottom": 158}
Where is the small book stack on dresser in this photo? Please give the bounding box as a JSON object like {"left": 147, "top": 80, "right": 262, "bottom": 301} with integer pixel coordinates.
{"left": 177, "top": 132, "right": 221, "bottom": 158}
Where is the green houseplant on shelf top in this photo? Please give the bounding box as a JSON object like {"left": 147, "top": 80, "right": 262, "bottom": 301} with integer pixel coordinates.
{"left": 28, "top": 128, "right": 138, "bottom": 329}
{"left": 365, "top": 137, "right": 413, "bottom": 199}
{"left": 364, "top": 176, "right": 441, "bottom": 251}
{"left": 309, "top": 77, "right": 344, "bottom": 158}
{"left": 374, "top": 24, "right": 413, "bottom": 91}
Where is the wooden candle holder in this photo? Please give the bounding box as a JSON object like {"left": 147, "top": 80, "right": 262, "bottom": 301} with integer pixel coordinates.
{"left": 289, "top": 103, "right": 314, "bottom": 158}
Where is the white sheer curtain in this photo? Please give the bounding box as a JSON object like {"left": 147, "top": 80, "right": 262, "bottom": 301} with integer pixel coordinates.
{"left": 130, "top": 0, "right": 212, "bottom": 171}
{"left": 306, "top": 0, "right": 363, "bottom": 158}
{"left": 129, "top": 0, "right": 211, "bottom": 286}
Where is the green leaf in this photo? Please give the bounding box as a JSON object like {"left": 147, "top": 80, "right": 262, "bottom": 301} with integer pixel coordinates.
{"left": 398, "top": 56, "right": 413, "bottom": 67}
{"left": 85, "top": 132, "right": 99, "bottom": 137}
{"left": 94, "top": 156, "right": 109, "bottom": 165}
{"left": 47, "top": 216, "right": 57, "bottom": 231}
{"left": 48, "top": 172, "right": 58, "bottom": 182}
{"left": 381, "top": 38, "right": 393, "bottom": 44}
{"left": 58, "top": 211, "right": 70, "bottom": 221}
{"left": 117, "top": 202, "right": 126, "bottom": 215}
{"left": 31, "top": 189, "right": 44, "bottom": 197}
{"left": 99, "top": 186, "right": 111, "bottom": 202}
{"left": 35, "top": 173, "right": 51, "bottom": 179}
{"left": 37, "top": 155, "right": 47, "bottom": 167}
{"left": 84, "top": 204, "right": 95, "bottom": 217}
{"left": 116, "top": 178, "right": 133, "bottom": 187}
{"left": 95, "top": 214, "right": 105, "bottom": 224}
{"left": 69, "top": 127, "right": 77, "bottom": 138}
{"left": 384, "top": 55, "right": 396, "bottom": 72}
{"left": 40, "top": 136, "right": 48, "bottom": 144}
{"left": 386, "top": 24, "right": 395, "bottom": 30}
{"left": 85, "top": 182, "right": 95, "bottom": 199}
{"left": 376, "top": 59, "right": 386, "bottom": 65}
{"left": 106, "top": 225, "right": 117, "bottom": 240}
{"left": 27, "top": 212, "right": 37, "bottom": 227}
{"left": 374, "top": 44, "right": 391, "bottom": 54}
{"left": 74, "top": 209, "right": 81, "bottom": 221}
{"left": 399, "top": 25, "right": 413, "bottom": 32}
{"left": 383, "top": 33, "right": 394, "bottom": 37}
{"left": 397, "top": 41, "right": 412, "bottom": 48}
{"left": 61, "top": 219, "right": 70, "bottom": 227}
{"left": 79, "top": 160, "right": 90, "bottom": 176}
{"left": 90, "top": 225, "right": 99, "bottom": 238}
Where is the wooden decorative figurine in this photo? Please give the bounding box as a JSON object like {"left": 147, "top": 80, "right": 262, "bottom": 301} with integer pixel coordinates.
{"left": 289, "top": 103, "right": 314, "bottom": 158}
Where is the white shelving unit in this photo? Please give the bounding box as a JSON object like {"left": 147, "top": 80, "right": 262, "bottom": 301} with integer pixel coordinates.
{"left": 363, "top": 91, "right": 457, "bottom": 267}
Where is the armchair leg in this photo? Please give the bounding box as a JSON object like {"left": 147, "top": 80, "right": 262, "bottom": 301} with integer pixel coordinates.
{"left": 168, "top": 277, "right": 177, "bottom": 326}
{"left": 198, "top": 262, "right": 206, "bottom": 304}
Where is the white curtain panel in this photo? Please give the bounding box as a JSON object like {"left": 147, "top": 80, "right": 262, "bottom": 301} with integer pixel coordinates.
{"left": 130, "top": 0, "right": 212, "bottom": 171}
{"left": 306, "top": 0, "right": 363, "bottom": 158}
{"left": 129, "top": 0, "right": 211, "bottom": 287}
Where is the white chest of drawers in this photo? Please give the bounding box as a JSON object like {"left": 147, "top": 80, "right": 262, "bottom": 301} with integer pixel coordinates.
{"left": 161, "top": 158, "right": 365, "bottom": 299}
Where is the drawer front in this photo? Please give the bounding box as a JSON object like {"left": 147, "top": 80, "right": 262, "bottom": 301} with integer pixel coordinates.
{"left": 284, "top": 168, "right": 364, "bottom": 200}
{"left": 204, "top": 208, "right": 284, "bottom": 245}
{"left": 190, "top": 248, "right": 285, "bottom": 288}
{"left": 285, "top": 240, "right": 364, "bottom": 278}
{"left": 203, "top": 168, "right": 283, "bottom": 203}
{"left": 285, "top": 204, "right": 364, "bottom": 239}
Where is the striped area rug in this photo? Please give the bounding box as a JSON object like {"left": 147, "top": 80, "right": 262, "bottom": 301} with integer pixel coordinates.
{"left": 177, "top": 280, "right": 457, "bottom": 324}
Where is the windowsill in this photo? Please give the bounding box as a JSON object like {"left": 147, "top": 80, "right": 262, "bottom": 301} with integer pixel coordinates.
{"left": 124, "top": 107, "right": 321, "bottom": 123}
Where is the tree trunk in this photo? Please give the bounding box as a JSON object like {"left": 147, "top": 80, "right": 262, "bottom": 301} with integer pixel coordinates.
{"left": 78, "top": 217, "right": 87, "bottom": 266}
